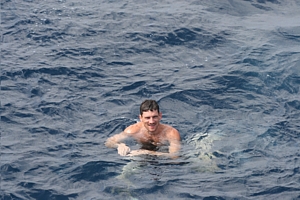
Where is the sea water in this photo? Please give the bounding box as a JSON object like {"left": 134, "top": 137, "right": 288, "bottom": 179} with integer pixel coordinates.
{"left": 1, "top": 0, "right": 300, "bottom": 199}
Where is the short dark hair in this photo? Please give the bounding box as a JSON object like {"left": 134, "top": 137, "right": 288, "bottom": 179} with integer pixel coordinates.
{"left": 140, "top": 100, "right": 160, "bottom": 115}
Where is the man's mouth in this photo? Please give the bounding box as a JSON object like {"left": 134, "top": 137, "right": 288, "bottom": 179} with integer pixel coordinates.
{"left": 149, "top": 124, "right": 156, "bottom": 129}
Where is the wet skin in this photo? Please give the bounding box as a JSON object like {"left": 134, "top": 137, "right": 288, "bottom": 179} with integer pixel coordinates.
{"left": 105, "top": 110, "right": 181, "bottom": 158}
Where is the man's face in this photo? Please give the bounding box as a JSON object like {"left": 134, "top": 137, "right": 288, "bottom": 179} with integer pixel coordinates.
{"left": 139, "top": 110, "right": 162, "bottom": 133}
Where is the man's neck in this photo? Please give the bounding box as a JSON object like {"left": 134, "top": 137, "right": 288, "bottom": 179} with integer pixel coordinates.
{"left": 148, "top": 124, "right": 162, "bottom": 136}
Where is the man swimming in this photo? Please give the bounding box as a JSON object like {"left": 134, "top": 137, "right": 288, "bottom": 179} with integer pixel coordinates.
{"left": 105, "top": 100, "right": 181, "bottom": 158}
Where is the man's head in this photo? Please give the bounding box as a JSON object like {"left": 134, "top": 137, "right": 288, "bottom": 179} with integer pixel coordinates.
{"left": 139, "top": 100, "right": 162, "bottom": 133}
{"left": 139, "top": 99, "right": 160, "bottom": 116}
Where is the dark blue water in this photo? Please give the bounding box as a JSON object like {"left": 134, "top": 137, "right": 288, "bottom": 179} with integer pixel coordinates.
{"left": 1, "top": 0, "right": 300, "bottom": 199}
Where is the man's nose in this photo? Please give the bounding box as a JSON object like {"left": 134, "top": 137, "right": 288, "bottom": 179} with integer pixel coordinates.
{"left": 149, "top": 117, "right": 154, "bottom": 123}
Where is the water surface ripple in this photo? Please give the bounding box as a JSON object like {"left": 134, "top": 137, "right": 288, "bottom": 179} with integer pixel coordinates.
{"left": 1, "top": 0, "right": 300, "bottom": 199}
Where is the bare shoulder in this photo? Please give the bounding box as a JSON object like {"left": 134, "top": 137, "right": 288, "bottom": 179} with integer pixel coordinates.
{"left": 124, "top": 122, "right": 143, "bottom": 135}
{"left": 105, "top": 122, "right": 142, "bottom": 148}
{"left": 163, "top": 124, "right": 181, "bottom": 141}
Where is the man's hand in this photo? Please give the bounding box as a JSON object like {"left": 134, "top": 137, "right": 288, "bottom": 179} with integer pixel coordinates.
{"left": 117, "top": 143, "right": 130, "bottom": 156}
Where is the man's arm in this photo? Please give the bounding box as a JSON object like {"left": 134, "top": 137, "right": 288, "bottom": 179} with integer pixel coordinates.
{"left": 160, "top": 128, "right": 181, "bottom": 158}
{"left": 168, "top": 129, "right": 181, "bottom": 155}
{"left": 105, "top": 132, "right": 127, "bottom": 148}
{"left": 105, "top": 132, "right": 131, "bottom": 156}
{"left": 128, "top": 128, "right": 181, "bottom": 159}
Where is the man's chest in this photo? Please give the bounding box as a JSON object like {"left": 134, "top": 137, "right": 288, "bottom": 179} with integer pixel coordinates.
{"left": 137, "top": 133, "right": 167, "bottom": 146}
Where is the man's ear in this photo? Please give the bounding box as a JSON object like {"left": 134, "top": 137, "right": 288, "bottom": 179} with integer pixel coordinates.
{"left": 159, "top": 112, "right": 162, "bottom": 118}
{"left": 139, "top": 114, "right": 142, "bottom": 121}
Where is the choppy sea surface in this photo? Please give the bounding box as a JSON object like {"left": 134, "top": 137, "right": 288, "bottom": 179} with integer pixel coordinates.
{"left": 1, "top": 0, "right": 300, "bottom": 199}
